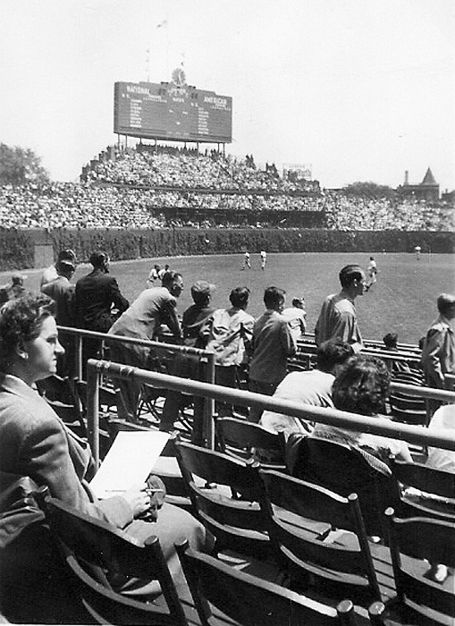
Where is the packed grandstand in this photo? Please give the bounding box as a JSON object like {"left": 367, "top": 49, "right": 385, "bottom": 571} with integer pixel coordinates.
{"left": 0, "top": 144, "right": 453, "bottom": 231}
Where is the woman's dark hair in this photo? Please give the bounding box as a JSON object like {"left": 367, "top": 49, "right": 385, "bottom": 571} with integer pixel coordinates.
{"left": 316, "top": 339, "right": 353, "bottom": 373}
{"left": 332, "top": 354, "right": 390, "bottom": 416}
{"left": 230, "top": 286, "right": 250, "bottom": 309}
{"left": 0, "top": 294, "right": 55, "bottom": 370}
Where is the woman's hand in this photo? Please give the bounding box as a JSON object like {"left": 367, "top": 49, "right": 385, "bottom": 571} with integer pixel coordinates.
{"left": 121, "top": 484, "right": 152, "bottom": 518}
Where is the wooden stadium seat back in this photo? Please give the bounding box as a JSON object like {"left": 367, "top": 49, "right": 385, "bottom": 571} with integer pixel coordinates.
{"left": 389, "top": 394, "right": 426, "bottom": 411}
{"left": 391, "top": 370, "right": 425, "bottom": 386}
{"left": 36, "top": 374, "right": 77, "bottom": 405}
{"left": 61, "top": 544, "right": 181, "bottom": 625}
{"left": 176, "top": 539, "right": 364, "bottom": 626}
{"left": 174, "top": 441, "right": 269, "bottom": 556}
{"left": 37, "top": 487, "right": 186, "bottom": 625}
{"left": 216, "top": 416, "right": 286, "bottom": 468}
{"left": 390, "top": 456, "right": 455, "bottom": 522}
{"left": 388, "top": 386, "right": 429, "bottom": 427}
{"left": 137, "top": 383, "right": 168, "bottom": 421}
{"left": 389, "top": 405, "right": 429, "bottom": 428}
{"left": 45, "top": 398, "right": 88, "bottom": 439}
{"left": 389, "top": 372, "right": 429, "bottom": 427}
{"left": 385, "top": 509, "right": 455, "bottom": 622}
{"left": 287, "top": 436, "right": 394, "bottom": 538}
{"left": 106, "top": 416, "right": 151, "bottom": 438}
{"left": 259, "top": 469, "right": 381, "bottom": 604}
{"left": 76, "top": 379, "right": 117, "bottom": 414}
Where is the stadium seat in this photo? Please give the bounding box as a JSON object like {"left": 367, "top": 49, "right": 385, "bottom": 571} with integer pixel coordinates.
{"left": 215, "top": 416, "right": 286, "bottom": 469}
{"left": 61, "top": 545, "right": 184, "bottom": 625}
{"left": 389, "top": 456, "right": 455, "bottom": 522}
{"left": 385, "top": 508, "right": 455, "bottom": 625}
{"left": 36, "top": 486, "right": 187, "bottom": 625}
{"left": 286, "top": 436, "right": 394, "bottom": 538}
{"left": 176, "top": 538, "right": 371, "bottom": 626}
{"left": 259, "top": 469, "right": 382, "bottom": 606}
{"left": 36, "top": 374, "right": 77, "bottom": 405}
{"left": 45, "top": 398, "right": 88, "bottom": 440}
{"left": 174, "top": 441, "right": 270, "bottom": 558}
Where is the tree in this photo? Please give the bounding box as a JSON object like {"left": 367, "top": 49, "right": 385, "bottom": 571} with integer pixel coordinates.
{"left": 0, "top": 143, "right": 49, "bottom": 185}
{"left": 343, "top": 181, "right": 396, "bottom": 199}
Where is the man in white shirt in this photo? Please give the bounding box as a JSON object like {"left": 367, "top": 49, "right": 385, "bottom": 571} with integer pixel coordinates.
{"left": 260, "top": 339, "right": 352, "bottom": 436}
{"left": 282, "top": 297, "right": 307, "bottom": 342}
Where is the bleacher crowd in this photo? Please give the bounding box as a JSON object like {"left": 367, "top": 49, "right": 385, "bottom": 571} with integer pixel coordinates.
{"left": 0, "top": 146, "right": 453, "bottom": 230}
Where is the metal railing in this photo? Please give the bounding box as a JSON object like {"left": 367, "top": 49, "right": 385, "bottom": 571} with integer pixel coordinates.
{"left": 58, "top": 326, "right": 215, "bottom": 447}
{"left": 86, "top": 359, "right": 455, "bottom": 470}
{"left": 58, "top": 326, "right": 214, "bottom": 383}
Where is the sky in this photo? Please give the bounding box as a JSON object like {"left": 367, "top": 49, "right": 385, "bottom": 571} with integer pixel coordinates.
{"left": 0, "top": 0, "right": 454, "bottom": 191}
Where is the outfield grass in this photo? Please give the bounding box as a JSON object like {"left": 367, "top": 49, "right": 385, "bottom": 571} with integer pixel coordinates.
{"left": 10, "top": 251, "right": 454, "bottom": 345}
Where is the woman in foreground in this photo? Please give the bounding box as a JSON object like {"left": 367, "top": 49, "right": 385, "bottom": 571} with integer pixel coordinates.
{"left": 0, "top": 294, "right": 209, "bottom": 622}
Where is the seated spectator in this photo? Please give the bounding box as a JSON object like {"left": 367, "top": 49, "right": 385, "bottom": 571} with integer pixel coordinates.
{"left": 260, "top": 339, "right": 352, "bottom": 437}
{"left": 424, "top": 403, "right": 454, "bottom": 583}
{"left": 382, "top": 331, "right": 411, "bottom": 373}
{"left": 201, "top": 287, "right": 254, "bottom": 417}
{"left": 281, "top": 296, "right": 307, "bottom": 342}
{"left": 383, "top": 332, "right": 398, "bottom": 350}
{"left": 310, "top": 354, "right": 412, "bottom": 468}
{"left": 0, "top": 294, "right": 211, "bottom": 622}
{"left": 427, "top": 404, "right": 455, "bottom": 473}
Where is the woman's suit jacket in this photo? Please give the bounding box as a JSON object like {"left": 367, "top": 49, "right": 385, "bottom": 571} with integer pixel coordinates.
{"left": 0, "top": 374, "right": 132, "bottom": 548}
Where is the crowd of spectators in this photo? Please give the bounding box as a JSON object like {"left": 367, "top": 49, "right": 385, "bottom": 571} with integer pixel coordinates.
{"left": 85, "top": 145, "right": 319, "bottom": 195}
{"left": 0, "top": 145, "right": 453, "bottom": 230}
{"left": 324, "top": 192, "right": 455, "bottom": 232}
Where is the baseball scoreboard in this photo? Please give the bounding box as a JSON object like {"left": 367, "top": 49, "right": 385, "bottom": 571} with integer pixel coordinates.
{"left": 114, "top": 72, "right": 232, "bottom": 143}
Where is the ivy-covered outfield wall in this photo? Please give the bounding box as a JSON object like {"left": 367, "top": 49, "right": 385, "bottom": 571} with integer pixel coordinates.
{"left": 0, "top": 227, "right": 453, "bottom": 270}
